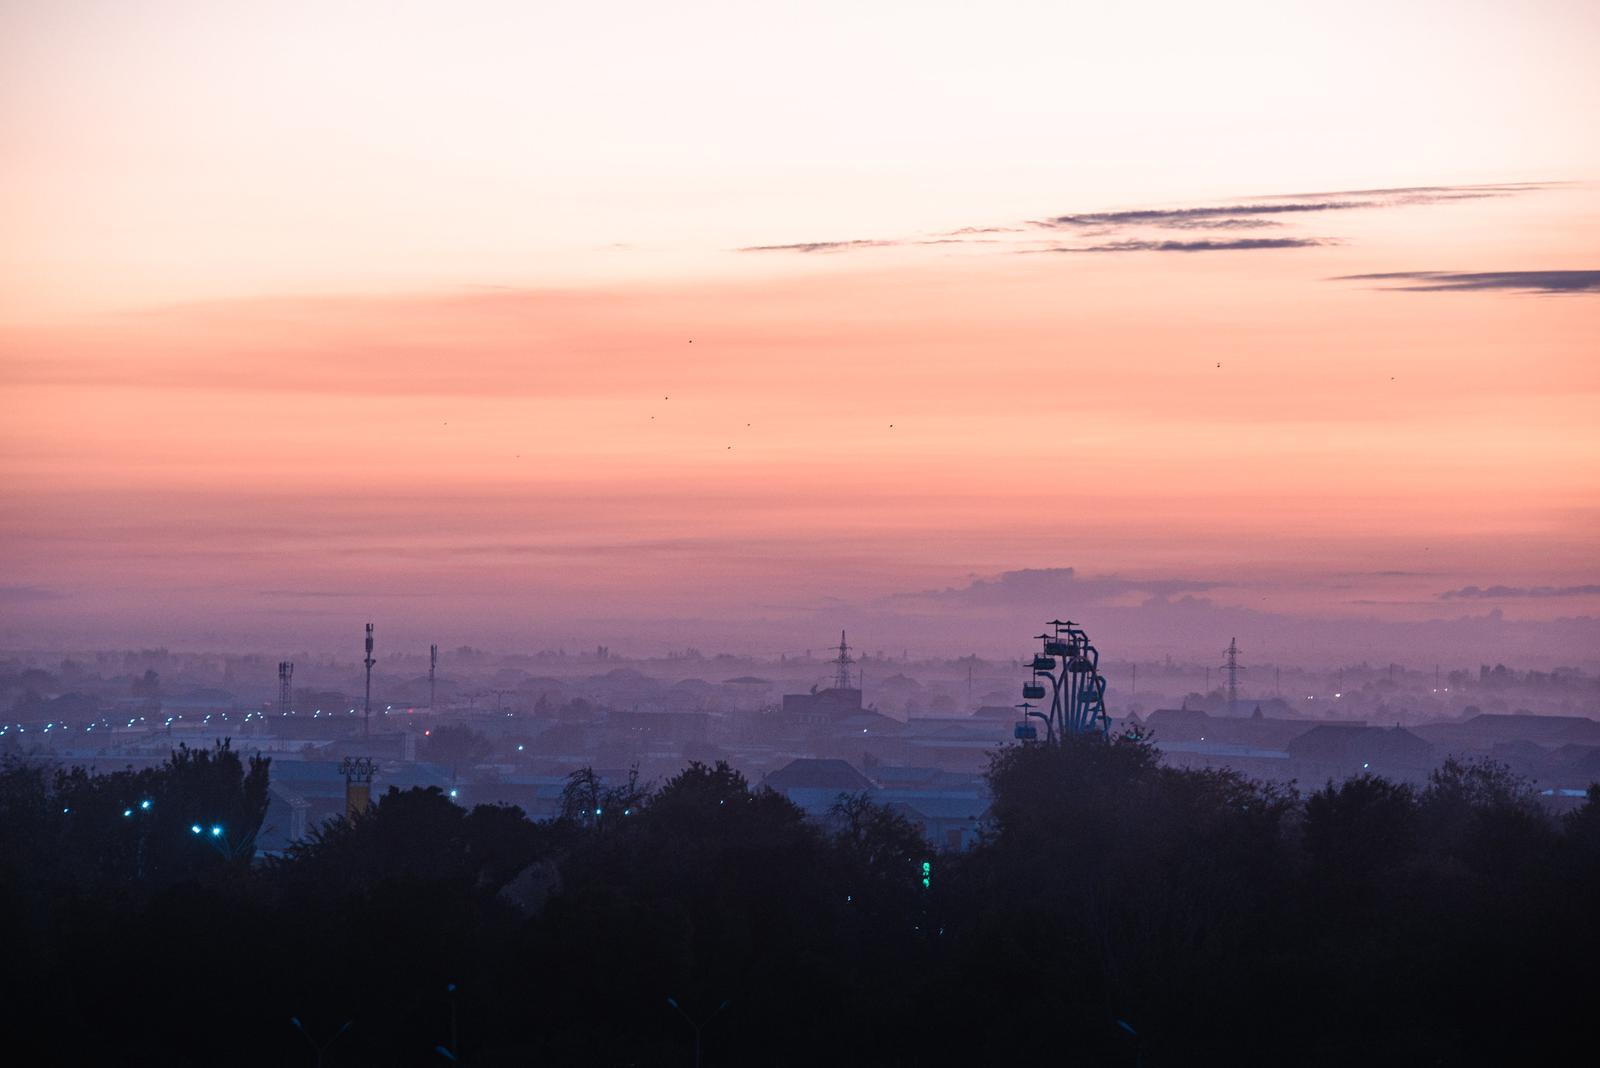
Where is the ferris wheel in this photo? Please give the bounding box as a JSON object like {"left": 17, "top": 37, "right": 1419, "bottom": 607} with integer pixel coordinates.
{"left": 1015, "top": 619, "right": 1110, "bottom": 742}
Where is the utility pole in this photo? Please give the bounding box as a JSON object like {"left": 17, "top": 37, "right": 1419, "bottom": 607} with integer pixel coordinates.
{"left": 363, "top": 623, "right": 376, "bottom": 742}
{"left": 429, "top": 643, "right": 438, "bottom": 709}
{"left": 278, "top": 660, "right": 294, "bottom": 719}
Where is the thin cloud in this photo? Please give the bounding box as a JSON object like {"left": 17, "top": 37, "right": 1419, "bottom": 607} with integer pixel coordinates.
{"left": 1334, "top": 270, "right": 1600, "bottom": 294}
{"left": 732, "top": 180, "right": 1554, "bottom": 256}
{"left": 1259, "top": 182, "right": 1554, "bottom": 201}
{"left": 893, "top": 567, "right": 1219, "bottom": 608}
{"left": 738, "top": 239, "right": 897, "bottom": 253}
{"left": 1439, "top": 584, "right": 1600, "bottom": 600}
{"left": 1044, "top": 237, "right": 1327, "bottom": 253}
{"left": 938, "top": 226, "right": 1026, "bottom": 236}
{"left": 1158, "top": 217, "right": 1284, "bottom": 231}
{"left": 0, "top": 585, "right": 64, "bottom": 603}
{"left": 1039, "top": 202, "right": 1365, "bottom": 228}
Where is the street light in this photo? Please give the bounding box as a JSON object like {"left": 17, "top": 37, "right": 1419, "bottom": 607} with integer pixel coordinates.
{"left": 666, "top": 997, "right": 730, "bottom": 1068}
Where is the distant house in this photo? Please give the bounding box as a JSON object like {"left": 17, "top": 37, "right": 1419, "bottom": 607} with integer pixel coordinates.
{"left": 781, "top": 687, "right": 863, "bottom": 724}
{"left": 762, "top": 757, "right": 876, "bottom": 815}
{"left": 763, "top": 757, "right": 989, "bottom": 849}
{"left": 835, "top": 711, "right": 904, "bottom": 737}
{"left": 971, "top": 705, "right": 1017, "bottom": 721}
{"left": 1414, "top": 713, "right": 1600, "bottom": 758}
{"left": 1286, "top": 725, "right": 1434, "bottom": 781}
{"left": 1465, "top": 713, "right": 1600, "bottom": 744}
{"left": 1144, "top": 708, "right": 1212, "bottom": 742}
{"left": 881, "top": 796, "right": 988, "bottom": 851}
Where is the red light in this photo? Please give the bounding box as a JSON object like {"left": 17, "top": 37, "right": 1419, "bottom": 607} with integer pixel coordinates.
{"left": 424, "top": 729, "right": 431, "bottom": 736}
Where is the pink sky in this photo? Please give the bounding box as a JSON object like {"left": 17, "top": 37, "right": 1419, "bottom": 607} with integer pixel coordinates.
{"left": 2, "top": 2, "right": 1597, "bottom": 661}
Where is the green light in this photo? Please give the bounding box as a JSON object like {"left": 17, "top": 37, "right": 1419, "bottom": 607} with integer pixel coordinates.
{"left": 920, "top": 860, "right": 931, "bottom": 890}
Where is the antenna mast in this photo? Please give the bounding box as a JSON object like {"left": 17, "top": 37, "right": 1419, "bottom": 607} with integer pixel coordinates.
{"left": 429, "top": 643, "right": 438, "bottom": 709}
{"left": 277, "top": 660, "right": 294, "bottom": 719}
{"left": 363, "top": 623, "right": 376, "bottom": 741}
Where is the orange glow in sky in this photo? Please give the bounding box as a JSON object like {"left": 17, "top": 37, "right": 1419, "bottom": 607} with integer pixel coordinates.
{"left": 1, "top": 1, "right": 1597, "bottom": 659}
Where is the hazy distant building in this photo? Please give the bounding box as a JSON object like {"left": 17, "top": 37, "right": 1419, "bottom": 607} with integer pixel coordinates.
{"left": 763, "top": 757, "right": 875, "bottom": 814}
{"left": 1286, "top": 724, "right": 1435, "bottom": 782}
{"left": 782, "top": 686, "right": 863, "bottom": 724}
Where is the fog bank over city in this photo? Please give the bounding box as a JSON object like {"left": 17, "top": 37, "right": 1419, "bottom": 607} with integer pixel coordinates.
{"left": 4, "top": 563, "right": 1597, "bottom": 669}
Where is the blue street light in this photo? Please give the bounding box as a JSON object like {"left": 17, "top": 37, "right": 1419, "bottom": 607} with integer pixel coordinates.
{"left": 210, "top": 825, "right": 223, "bottom": 837}
{"left": 123, "top": 808, "right": 133, "bottom": 818}
{"left": 140, "top": 799, "right": 151, "bottom": 810}
{"left": 191, "top": 824, "right": 202, "bottom": 834}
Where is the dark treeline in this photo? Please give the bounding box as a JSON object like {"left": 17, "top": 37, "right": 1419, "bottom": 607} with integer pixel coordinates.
{"left": 2, "top": 736, "right": 1597, "bottom": 1066}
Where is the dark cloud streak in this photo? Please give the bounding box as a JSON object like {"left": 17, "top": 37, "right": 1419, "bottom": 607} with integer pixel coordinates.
{"left": 734, "top": 182, "right": 1555, "bottom": 256}
{"left": 738, "top": 239, "right": 896, "bottom": 253}
{"left": 1440, "top": 584, "right": 1600, "bottom": 600}
{"left": 1040, "top": 202, "right": 1365, "bottom": 228}
{"left": 1045, "top": 237, "right": 1326, "bottom": 253}
{"left": 1334, "top": 270, "right": 1600, "bottom": 294}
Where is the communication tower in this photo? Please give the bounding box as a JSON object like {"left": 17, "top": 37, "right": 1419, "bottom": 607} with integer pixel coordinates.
{"left": 277, "top": 660, "right": 294, "bottom": 719}
{"left": 363, "top": 623, "right": 376, "bottom": 741}
{"left": 429, "top": 643, "right": 438, "bottom": 708}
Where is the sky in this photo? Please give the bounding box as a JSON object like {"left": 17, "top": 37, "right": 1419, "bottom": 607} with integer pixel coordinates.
{"left": 2, "top": 0, "right": 1598, "bottom": 663}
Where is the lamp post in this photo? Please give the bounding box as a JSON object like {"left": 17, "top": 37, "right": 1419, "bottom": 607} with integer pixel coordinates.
{"left": 666, "top": 997, "right": 730, "bottom": 1068}
{"left": 124, "top": 798, "right": 154, "bottom": 880}
{"left": 190, "top": 821, "right": 252, "bottom": 862}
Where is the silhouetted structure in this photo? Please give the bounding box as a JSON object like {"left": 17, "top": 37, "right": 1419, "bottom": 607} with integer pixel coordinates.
{"left": 363, "top": 623, "right": 376, "bottom": 740}
{"left": 340, "top": 755, "right": 378, "bottom": 818}
{"left": 277, "top": 659, "right": 293, "bottom": 719}
{"left": 830, "top": 630, "right": 854, "bottom": 690}
{"left": 428, "top": 643, "right": 438, "bottom": 708}
{"left": 1221, "top": 637, "right": 1243, "bottom": 715}
{"left": 1017, "top": 619, "right": 1110, "bottom": 742}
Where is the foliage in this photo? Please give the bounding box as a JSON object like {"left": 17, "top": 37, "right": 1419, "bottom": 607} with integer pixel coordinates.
{"left": 1, "top": 739, "right": 1598, "bottom": 1066}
